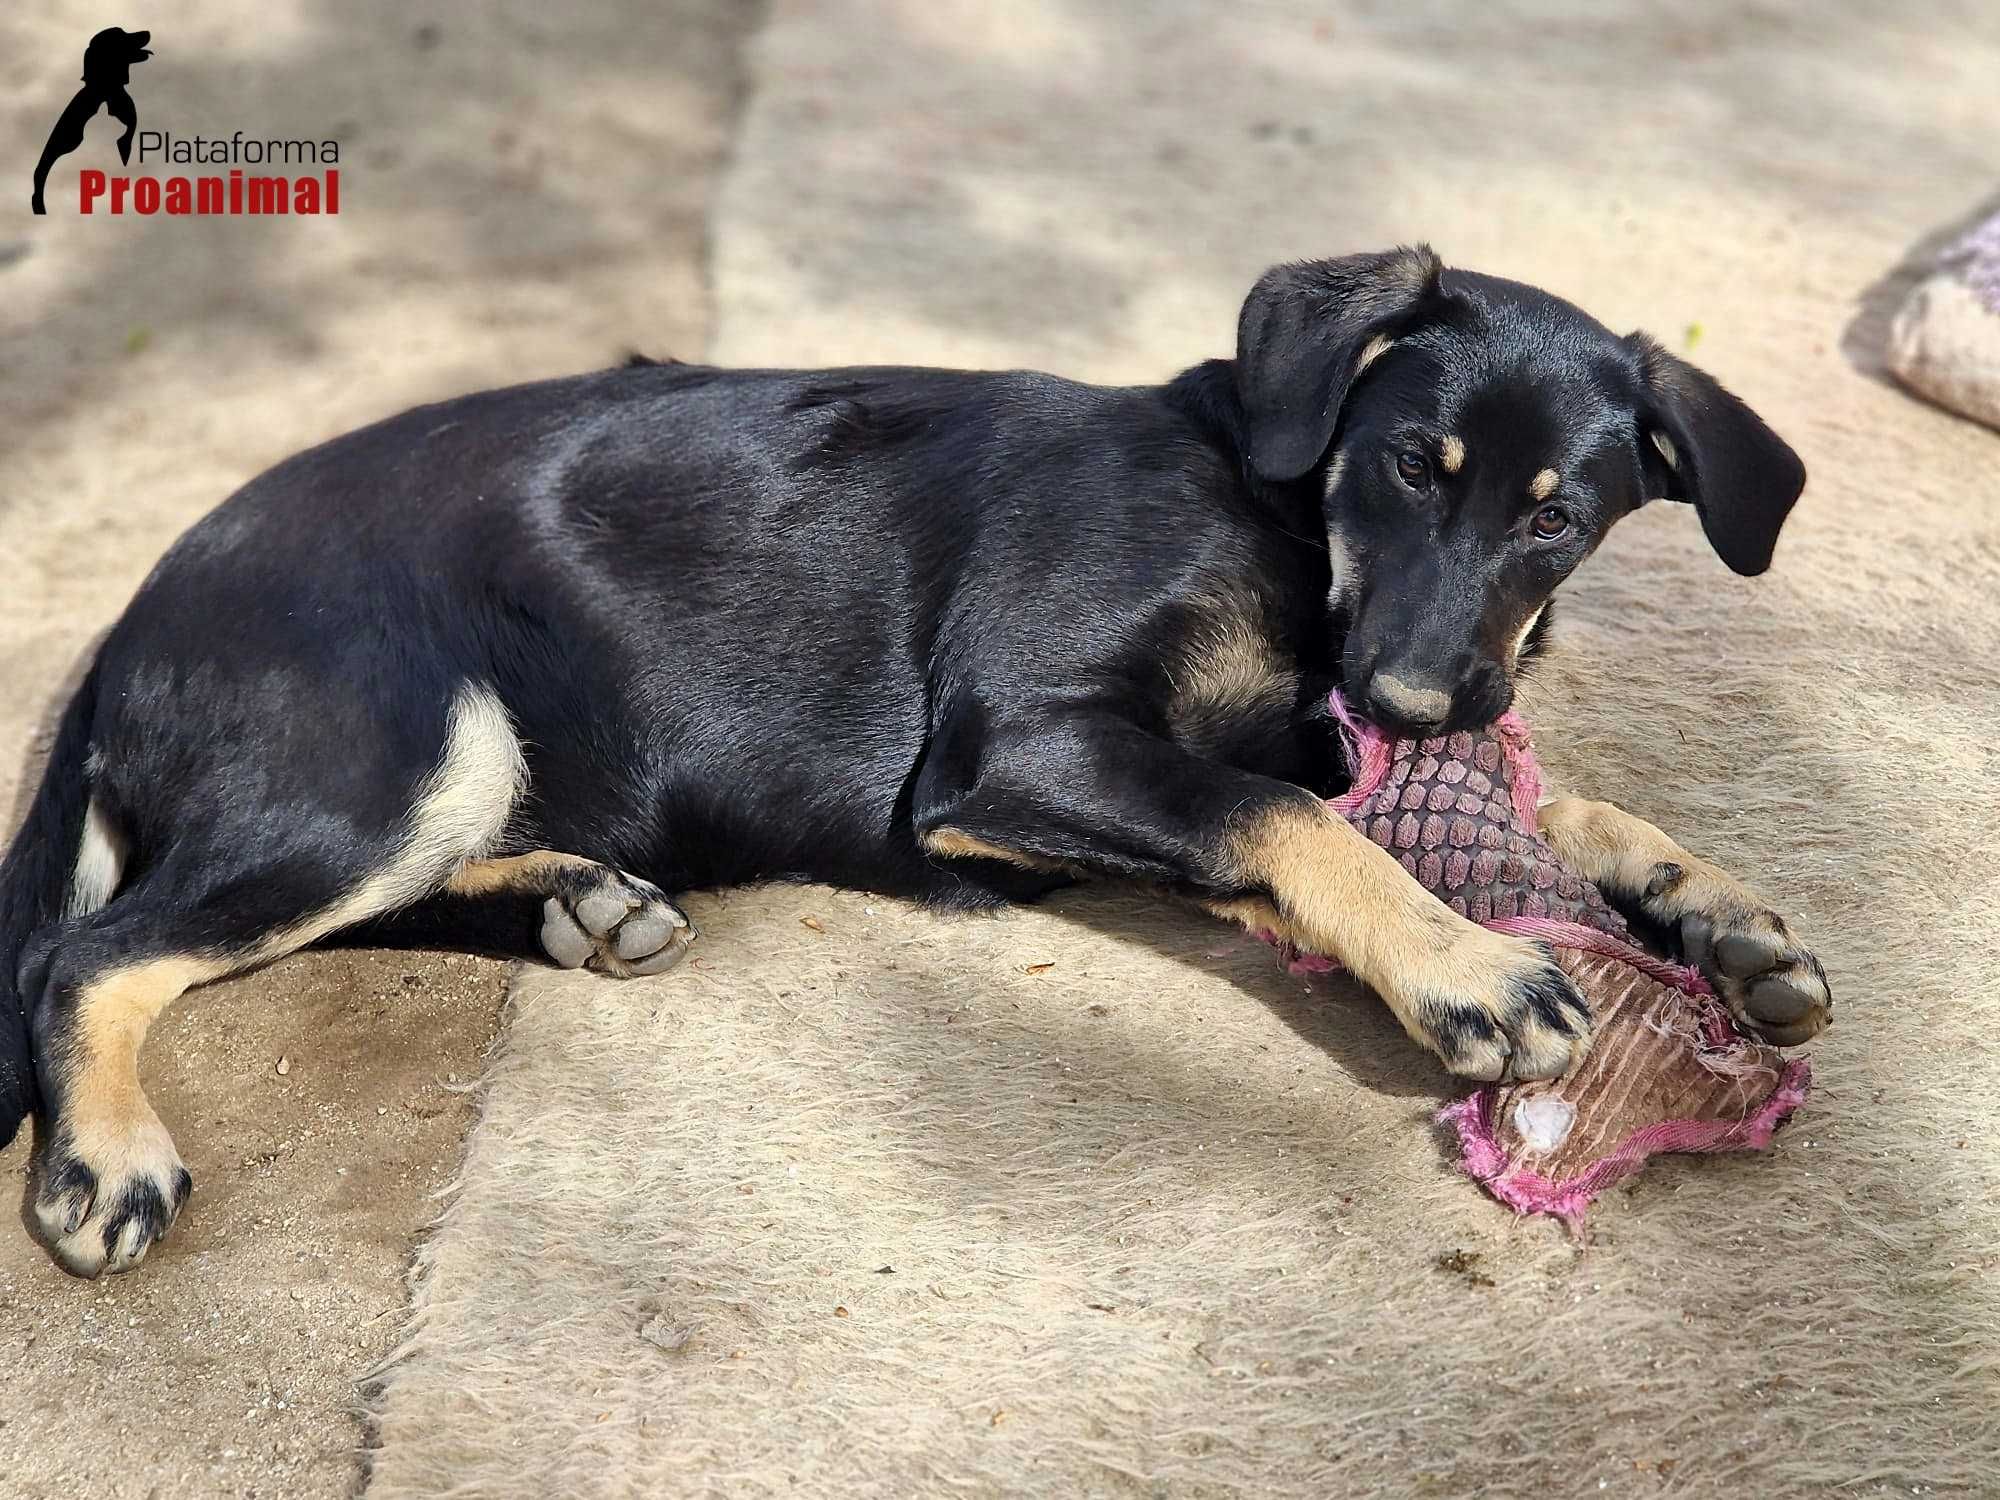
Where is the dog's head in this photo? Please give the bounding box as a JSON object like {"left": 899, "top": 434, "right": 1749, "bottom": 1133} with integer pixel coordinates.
{"left": 82, "top": 28, "right": 152, "bottom": 85}
{"left": 1235, "top": 245, "right": 1805, "bottom": 735}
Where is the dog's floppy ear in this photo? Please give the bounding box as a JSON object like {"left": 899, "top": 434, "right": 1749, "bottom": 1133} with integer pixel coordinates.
{"left": 1236, "top": 245, "right": 1445, "bottom": 483}
{"left": 1627, "top": 335, "right": 1806, "bottom": 576}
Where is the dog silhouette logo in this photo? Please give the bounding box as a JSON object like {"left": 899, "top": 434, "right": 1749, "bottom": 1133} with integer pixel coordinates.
{"left": 31, "top": 27, "right": 153, "bottom": 215}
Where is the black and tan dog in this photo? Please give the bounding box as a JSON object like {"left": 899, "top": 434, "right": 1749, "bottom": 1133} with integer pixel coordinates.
{"left": 0, "top": 246, "right": 1831, "bottom": 1276}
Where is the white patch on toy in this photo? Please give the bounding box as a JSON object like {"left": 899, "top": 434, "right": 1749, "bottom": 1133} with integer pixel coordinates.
{"left": 1512, "top": 1095, "right": 1576, "bottom": 1154}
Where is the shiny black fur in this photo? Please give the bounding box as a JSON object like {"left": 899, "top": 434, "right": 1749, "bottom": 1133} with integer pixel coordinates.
{"left": 0, "top": 246, "right": 1805, "bottom": 1148}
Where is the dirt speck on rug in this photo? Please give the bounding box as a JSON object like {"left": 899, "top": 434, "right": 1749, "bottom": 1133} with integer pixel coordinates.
{"left": 364, "top": 3, "right": 2000, "bottom": 1495}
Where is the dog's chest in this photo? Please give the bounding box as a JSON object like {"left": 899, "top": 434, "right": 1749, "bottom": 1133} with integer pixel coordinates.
{"left": 1165, "top": 611, "right": 1342, "bottom": 789}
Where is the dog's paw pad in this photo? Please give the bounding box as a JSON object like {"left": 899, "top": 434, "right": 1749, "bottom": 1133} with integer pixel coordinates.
{"left": 613, "top": 909, "right": 683, "bottom": 961}
{"left": 573, "top": 890, "right": 637, "bottom": 936}
{"left": 1655, "top": 876, "right": 1831, "bottom": 1046}
{"left": 540, "top": 869, "right": 696, "bottom": 978}
{"left": 539, "top": 904, "right": 599, "bottom": 968}
{"left": 1747, "top": 974, "right": 1817, "bottom": 1026}
{"left": 1713, "top": 931, "right": 1782, "bottom": 980}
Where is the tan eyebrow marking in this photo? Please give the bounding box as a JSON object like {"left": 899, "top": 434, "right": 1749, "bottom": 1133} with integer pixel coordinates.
{"left": 1529, "top": 468, "right": 1560, "bottom": 500}
{"left": 1439, "top": 435, "right": 1466, "bottom": 474}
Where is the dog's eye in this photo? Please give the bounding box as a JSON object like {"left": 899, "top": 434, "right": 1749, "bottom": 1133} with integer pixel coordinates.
{"left": 1531, "top": 505, "right": 1571, "bottom": 540}
{"left": 1394, "top": 450, "right": 1430, "bottom": 487}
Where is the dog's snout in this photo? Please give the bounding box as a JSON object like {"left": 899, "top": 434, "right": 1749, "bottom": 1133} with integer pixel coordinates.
{"left": 1364, "top": 670, "right": 1454, "bottom": 733}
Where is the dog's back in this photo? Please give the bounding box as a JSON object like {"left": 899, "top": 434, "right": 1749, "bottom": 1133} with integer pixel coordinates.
{"left": 86, "top": 358, "right": 1246, "bottom": 897}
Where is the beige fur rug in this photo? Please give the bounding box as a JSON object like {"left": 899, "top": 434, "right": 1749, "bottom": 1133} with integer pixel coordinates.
{"left": 365, "top": 3, "right": 2000, "bottom": 1494}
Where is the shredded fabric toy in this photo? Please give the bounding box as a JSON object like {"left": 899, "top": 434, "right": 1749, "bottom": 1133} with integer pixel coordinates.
{"left": 1281, "top": 698, "right": 1811, "bottom": 1229}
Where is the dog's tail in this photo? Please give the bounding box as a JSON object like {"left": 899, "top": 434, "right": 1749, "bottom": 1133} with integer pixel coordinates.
{"left": 0, "top": 661, "right": 102, "bottom": 1149}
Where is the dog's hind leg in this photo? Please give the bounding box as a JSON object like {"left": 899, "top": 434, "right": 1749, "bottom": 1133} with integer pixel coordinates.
{"left": 350, "top": 851, "right": 698, "bottom": 978}
{"left": 25, "top": 683, "right": 526, "bottom": 1276}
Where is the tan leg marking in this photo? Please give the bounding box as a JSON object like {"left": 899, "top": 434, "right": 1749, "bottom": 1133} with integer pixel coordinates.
{"left": 37, "top": 684, "right": 530, "bottom": 1276}
{"left": 922, "top": 827, "right": 1070, "bottom": 873}
{"left": 1167, "top": 591, "right": 1299, "bottom": 739}
{"left": 1537, "top": 798, "right": 1830, "bottom": 1044}
{"left": 280, "top": 684, "right": 526, "bottom": 946}
{"left": 1536, "top": 798, "right": 1702, "bottom": 896}
{"left": 64, "top": 957, "right": 225, "bottom": 1146}
{"left": 37, "top": 955, "right": 227, "bottom": 1275}
{"left": 446, "top": 849, "right": 598, "bottom": 897}
{"left": 1221, "top": 802, "right": 1590, "bottom": 1080}
{"left": 1202, "top": 894, "right": 1286, "bottom": 934}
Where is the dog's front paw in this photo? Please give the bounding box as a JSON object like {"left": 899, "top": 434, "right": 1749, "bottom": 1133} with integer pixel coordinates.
{"left": 540, "top": 866, "right": 696, "bottom": 978}
{"left": 1641, "top": 861, "right": 1831, "bottom": 1046}
{"left": 35, "top": 1114, "right": 191, "bottom": 1278}
{"left": 1394, "top": 928, "right": 1594, "bottom": 1083}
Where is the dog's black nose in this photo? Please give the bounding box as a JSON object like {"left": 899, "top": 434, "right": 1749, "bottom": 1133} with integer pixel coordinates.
{"left": 1363, "top": 669, "right": 1453, "bottom": 735}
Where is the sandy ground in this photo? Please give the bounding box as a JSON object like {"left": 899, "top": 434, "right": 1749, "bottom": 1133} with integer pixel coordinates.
{"left": 0, "top": 953, "right": 504, "bottom": 1497}
{"left": 9, "top": 1, "right": 2000, "bottom": 1496}
{"left": 365, "top": 2, "right": 2000, "bottom": 1496}
{"left": 0, "top": 2, "right": 747, "bottom": 1494}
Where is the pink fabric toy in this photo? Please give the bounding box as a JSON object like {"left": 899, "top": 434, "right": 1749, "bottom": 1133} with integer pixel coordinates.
{"left": 1288, "top": 699, "right": 1811, "bottom": 1229}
